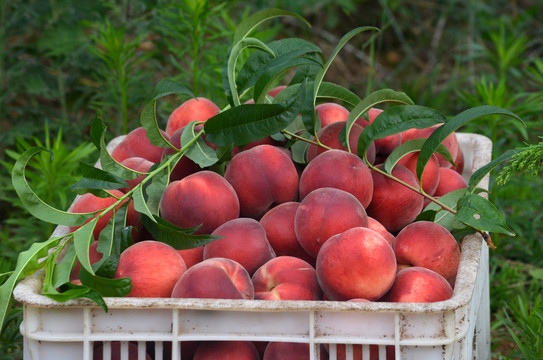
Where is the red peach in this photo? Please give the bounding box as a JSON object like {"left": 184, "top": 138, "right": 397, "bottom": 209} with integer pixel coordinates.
{"left": 119, "top": 156, "right": 154, "bottom": 192}
{"left": 393, "top": 221, "right": 461, "bottom": 284}
{"left": 165, "top": 97, "right": 220, "bottom": 136}
{"left": 295, "top": 187, "right": 368, "bottom": 258}
{"left": 224, "top": 144, "right": 299, "bottom": 219}
{"left": 204, "top": 218, "right": 276, "bottom": 275}
{"left": 252, "top": 256, "right": 322, "bottom": 300}
{"left": 299, "top": 149, "right": 373, "bottom": 208}
{"left": 171, "top": 257, "right": 254, "bottom": 300}
{"left": 397, "top": 152, "right": 441, "bottom": 196}
{"left": 259, "top": 202, "right": 315, "bottom": 265}
{"left": 383, "top": 267, "right": 454, "bottom": 303}
{"left": 356, "top": 107, "right": 402, "bottom": 156}
{"left": 115, "top": 240, "right": 187, "bottom": 297}
{"left": 193, "top": 341, "right": 260, "bottom": 360}
{"left": 434, "top": 167, "right": 468, "bottom": 197}
{"left": 452, "top": 146, "right": 465, "bottom": 174}
{"left": 306, "top": 122, "right": 376, "bottom": 164}
{"left": 68, "top": 190, "right": 142, "bottom": 241}
{"left": 366, "top": 164, "right": 424, "bottom": 233}
{"left": 366, "top": 217, "right": 395, "bottom": 246}
{"left": 160, "top": 170, "right": 240, "bottom": 235}
{"left": 315, "top": 102, "right": 349, "bottom": 129}
{"left": 316, "top": 227, "right": 397, "bottom": 301}
{"left": 177, "top": 246, "right": 204, "bottom": 268}
{"left": 401, "top": 125, "right": 459, "bottom": 168}
{"left": 70, "top": 241, "right": 103, "bottom": 281}
{"left": 111, "top": 127, "right": 168, "bottom": 164}
{"left": 263, "top": 342, "right": 310, "bottom": 360}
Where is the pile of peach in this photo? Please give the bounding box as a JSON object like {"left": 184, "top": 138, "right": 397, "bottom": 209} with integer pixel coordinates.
{"left": 71, "top": 96, "right": 470, "bottom": 360}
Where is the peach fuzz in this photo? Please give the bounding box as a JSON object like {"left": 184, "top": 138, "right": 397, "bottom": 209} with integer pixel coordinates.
{"left": 68, "top": 190, "right": 141, "bottom": 241}
{"left": 204, "top": 218, "right": 276, "bottom": 275}
{"left": 434, "top": 167, "right": 468, "bottom": 197}
{"left": 252, "top": 256, "right": 322, "bottom": 300}
{"left": 366, "top": 164, "right": 424, "bottom": 233}
{"left": 316, "top": 227, "right": 397, "bottom": 301}
{"left": 393, "top": 221, "right": 461, "bottom": 284}
{"left": 177, "top": 246, "right": 204, "bottom": 268}
{"left": 164, "top": 124, "right": 218, "bottom": 181}
{"left": 295, "top": 187, "right": 368, "bottom": 258}
{"left": 383, "top": 267, "right": 453, "bottom": 303}
{"left": 314, "top": 102, "right": 349, "bottom": 129}
{"left": 400, "top": 125, "right": 459, "bottom": 168}
{"left": 224, "top": 144, "right": 299, "bottom": 219}
{"left": 160, "top": 170, "right": 240, "bottom": 235}
{"left": 111, "top": 126, "right": 168, "bottom": 164}
{"left": 165, "top": 97, "right": 220, "bottom": 136}
{"left": 115, "top": 240, "right": 187, "bottom": 298}
{"left": 171, "top": 257, "right": 254, "bottom": 300}
{"left": 397, "top": 151, "right": 440, "bottom": 196}
{"left": 259, "top": 202, "right": 315, "bottom": 265}
{"left": 306, "top": 121, "right": 376, "bottom": 164}
{"left": 356, "top": 107, "right": 402, "bottom": 156}
{"left": 263, "top": 342, "right": 311, "bottom": 360}
{"left": 366, "top": 216, "right": 395, "bottom": 246}
{"left": 299, "top": 149, "right": 373, "bottom": 208}
{"left": 119, "top": 156, "right": 154, "bottom": 192}
{"left": 193, "top": 341, "right": 260, "bottom": 360}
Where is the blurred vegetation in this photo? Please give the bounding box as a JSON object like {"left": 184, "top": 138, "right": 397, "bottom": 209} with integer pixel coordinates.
{"left": 1, "top": 0, "right": 542, "bottom": 359}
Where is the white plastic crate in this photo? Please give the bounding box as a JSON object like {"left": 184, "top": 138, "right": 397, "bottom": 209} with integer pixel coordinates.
{"left": 13, "top": 133, "right": 493, "bottom": 360}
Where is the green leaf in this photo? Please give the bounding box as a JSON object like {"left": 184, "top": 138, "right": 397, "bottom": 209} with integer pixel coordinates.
{"left": 0, "top": 235, "right": 66, "bottom": 332}
{"left": 51, "top": 239, "right": 77, "bottom": 289}
{"left": 316, "top": 82, "right": 362, "bottom": 109}
{"left": 205, "top": 80, "right": 309, "bottom": 146}
{"left": 144, "top": 162, "right": 172, "bottom": 216}
{"left": 357, "top": 105, "right": 446, "bottom": 161}
{"left": 141, "top": 215, "right": 222, "bottom": 250}
{"left": 79, "top": 266, "right": 132, "bottom": 298}
{"left": 152, "top": 78, "right": 194, "bottom": 101}
{"left": 417, "top": 105, "right": 524, "bottom": 180}
{"left": 70, "top": 162, "right": 130, "bottom": 195}
{"left": 225, "top": 37, "right": 276, "bottom": 107}
{"left": 384, "top": 139, "right": 453, "bottom": 177}
{"left": 73, "top": 219, "right": 99, "bottom": 276}
{"left": 232, "top": 8, "right": 310, "bottom": 45}
{"left": 456, "top": 193, "right": 516, "bottom": 236}
{"left": 469, "top": 148, "right": 523, "bottom": 192}
{"left": 94, "top": 254, "right": 120, "bottom": 278}
{"left": 12, "top": 146, "right": 93, "bottom": 226}
{"left": 419, "top": 188, "right": 468, "bottom": 231}
{"left": 180, "top": 121, "right": 219, "bottom": 168}
{"left": 342, "top": 89, "right": 414, "bottom": 152}
{"left": 140, "top": 100, "right": 174, "bottom": 148}
{"left": 46, "top": 282, "right": 108, "bottom": 312}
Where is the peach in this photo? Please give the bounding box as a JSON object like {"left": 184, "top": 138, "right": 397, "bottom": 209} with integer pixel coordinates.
{"left": 244, "top": 85, "right": 287, "bottom": 104}
{"left": 316, "top": 227, "right": 397, "bottom": 301}
{"left": 397, "top": 152, "right": 440, "bottom": 196}
{"left": 115, "top": 240, "right": 187, "bottom": 297}
{"left": 165, "top": 97, "right": 220, "bottom": 136}
{"left": 452, "top": 146, "right": 465, "bottom": 174}
{"left": 314, "top": 102, "right": 349, "bottom": 129}
{"left": 193, "top": 341, "right": 260, "bottom": 360}
{"left": 160, "top": 170, "right": 240, "bottom": 235}
{"left": 295, "top": 187, "right": 368, "bottom": 258}
{"left": 366, "top": 164, "right": 424, "bottom": 233}
{"left": 393, "top": 221, "right": 461, "bottom": 284}
{"left": 356, "top": 107, "right": 402, "bottom": 156}
{"left": 204, "top": 218, "right": 276, "bottom": 275}
{"left": 383, "top": 267, "right": 454, "bottom": 303}
{"left": 171, "top": 257, "right": 254, "bottom": 300}
{"left": 68, "top": 190, "right": 142, "bottom": 241}
{"left": 177, "top": 246, "right": 204, "bottom": 268}
{"left": 119, "top": 156, "right": 154, "bottom": 192}
{"left": 259, "top": 202, "right": 315, "bottom": 265}
{"left": 171, "top": 258, "right": 254, "bottom": 300}
{"left": 252, "top": 256, "right": 322, "bottom": 300}
{"left": 164, "top": 124, "right": 218, "bottom": 181}
{"left": 306, "top": 122, "right": 376, "bottom": 164}
{"left": 366, "top": 216, "right": 395, "bottom": 246}
{"left": 263, "top": 342, "right": 310, "bottom": 360}
{"left": 400, "top": 125, "right": 459, "bottom": 168}
{"left": 93, "top": 341, "right": 151, "bottom": 360}
{"left": 111, "top": 126, "right": 168, "bottom": 164}
{"left": 224, "top": 144, "right": 299, "bottom": 219}
{"left": 299, "top": 149, "right": 373, "bottom": 208}
{"left": 434, "top": 167, "right": 468, "bottom": 197}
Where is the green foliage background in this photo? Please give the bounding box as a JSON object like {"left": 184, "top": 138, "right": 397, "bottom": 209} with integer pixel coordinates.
{"left": 1, "top": 0, "right": 542, "bottom": 359}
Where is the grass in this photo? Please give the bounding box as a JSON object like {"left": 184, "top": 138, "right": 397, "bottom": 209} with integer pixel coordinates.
{"left": 1, "top": 1, "right": 542, "bottom": 359}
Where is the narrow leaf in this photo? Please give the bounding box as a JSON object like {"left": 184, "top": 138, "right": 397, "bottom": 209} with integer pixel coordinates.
{"left": 73, "top": 219, "right": 99, "bottom": 276}
{"left": 456, "top": 193, "right": 516, "bottom": 236}
{"left": 180, "top": 121, "right": 219, "bottom": 168}
{"left": 417, "top": 105, "right": 524, "bottom": 180}
{"left": 384, "top": 138, "right": 453, "bottom": 177}
{"left": 140, "top": 100, "right": 174, "bottom": 148}
{"left": 70, "top": 162, "right": 130, "bottom": 194}
{"left": 79, "top": 267, "right": 132, "bottom": 297}
{"left": 419, "top": 188, "right": 468, "bottom": 231}
{"left": 316, "top": 82, "right": 362, "bottom": 108}
{"left": 469, "top": 148, "right": 523, "bottom": 192}
{"left": 12, "top": 147, "right": 92, "bottom": 226}
{"left": 152, "top": 78, "right": 194, "bottom": 100}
